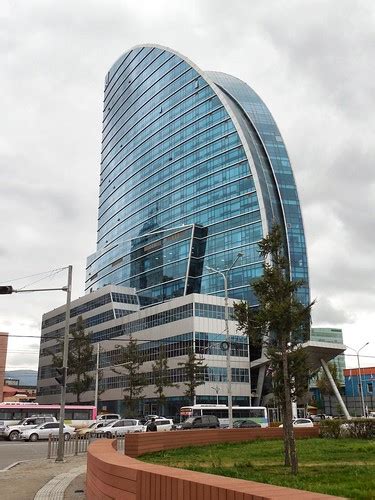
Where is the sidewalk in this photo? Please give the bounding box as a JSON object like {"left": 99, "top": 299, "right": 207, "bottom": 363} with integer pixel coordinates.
{"left": 0, "top": 455, "right": 86, "bottom": 500}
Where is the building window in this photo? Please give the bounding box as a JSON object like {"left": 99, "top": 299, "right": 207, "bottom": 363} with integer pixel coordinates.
{"left": 367, "top": 382, "right": 373, "bottom": 394}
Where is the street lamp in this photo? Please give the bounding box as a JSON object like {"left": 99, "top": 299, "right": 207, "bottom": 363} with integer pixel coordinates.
{"left": 94, "top": 342, "right": 101, "bottom": 411}
{"left": 346, "top": 342, "right": 370, "bottom": 417}
{"left": 206, "top": 252, "right": 243, "bottom": 429}
{"left": 211, "top": 385, "right": 220, "bottom": 405}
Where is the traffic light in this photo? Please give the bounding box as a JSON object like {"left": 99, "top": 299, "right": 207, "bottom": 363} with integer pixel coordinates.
{"left": 0, "top": 286, "right": 13, "bottom": 294}
{"left": 55, "top": 367, "right": 66, "bottom": 386}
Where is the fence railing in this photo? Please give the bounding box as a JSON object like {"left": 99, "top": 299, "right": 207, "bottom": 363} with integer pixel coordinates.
{"left": 47, "top": 433, "right": 125, "bottom": 459}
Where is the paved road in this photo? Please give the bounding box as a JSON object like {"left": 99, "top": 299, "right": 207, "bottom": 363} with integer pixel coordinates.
{"left": 0, "top": 440, "right": 49, "bottom": 469}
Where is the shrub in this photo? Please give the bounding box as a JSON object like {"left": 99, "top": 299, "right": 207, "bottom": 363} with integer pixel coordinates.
{"left": 319, "top": 419, "right": 343, "bottom": 439}
{"left": 320, "top": 418, "right": 375, "bottom": 439}
{"left": 344, "top": 419, "right": 375, "bottom": 439}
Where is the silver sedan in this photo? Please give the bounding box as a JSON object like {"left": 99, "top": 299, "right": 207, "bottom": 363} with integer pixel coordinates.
{"left": 20, "top": 422, "right": 75, "bottom": 441}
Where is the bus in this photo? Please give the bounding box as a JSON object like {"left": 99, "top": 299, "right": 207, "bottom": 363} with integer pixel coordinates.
{"left": 179, "top": 405, "right": 269, "bottom": 428}
{"left": 0, "top": 402, "right": 97, "bottom": 428}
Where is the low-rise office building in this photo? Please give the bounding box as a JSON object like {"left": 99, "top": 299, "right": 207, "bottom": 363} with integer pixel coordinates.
{"left": 37, "top": 285, "right": 250, "bottom": 416}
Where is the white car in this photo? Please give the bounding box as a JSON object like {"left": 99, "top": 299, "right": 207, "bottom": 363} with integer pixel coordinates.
{"left": 20, "top": 422, "right": 75, "bottom": 441}
{"left": 96, "top": 413, "right": 121, "bottom": 422}
{"left": 144, "top": 418, "right": 175, "bottom": 432}
{"left": 1, "top": 416, "right": 57, "bottom": 441}
{"left": 279, "top": 418, "right": 314, "bottom": 428}
{"left": 76, "top": 420, "right": 116, "bottom": 436}
{"left": 95, "top": 419, "right": 144, "bottom": 438}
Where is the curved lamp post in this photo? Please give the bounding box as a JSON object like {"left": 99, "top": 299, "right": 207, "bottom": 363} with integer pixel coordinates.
{"left": 346, "top": 342, "right": 370, "bottom": 417}
{"left": 206, "top": 252, "right": 243, "bottom": 428}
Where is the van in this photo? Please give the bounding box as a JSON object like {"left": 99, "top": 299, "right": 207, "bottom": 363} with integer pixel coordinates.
{"left": 180, "top": 415, "right": 220, "bottom": 429}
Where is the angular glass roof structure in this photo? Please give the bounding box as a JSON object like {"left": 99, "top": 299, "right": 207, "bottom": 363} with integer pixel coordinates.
{"left": 86, "top": 45, "right": 309, "bottom": 307}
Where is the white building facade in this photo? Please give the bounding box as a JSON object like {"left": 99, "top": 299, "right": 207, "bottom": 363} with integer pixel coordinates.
{"left": 37, "top": 286, "right": 250, "bottom": 416}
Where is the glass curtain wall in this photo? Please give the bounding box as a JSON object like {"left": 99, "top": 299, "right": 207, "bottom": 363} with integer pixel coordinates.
{"left": 86, "top": 45, "right": 309, "bottom": 307}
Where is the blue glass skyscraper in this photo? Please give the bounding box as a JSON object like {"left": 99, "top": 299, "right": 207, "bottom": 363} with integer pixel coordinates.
{"left": 38, "top": 45, "right": 312, "bottom": 411}
{"left": 86, "top": 44, "right": 309, "bottom": 308}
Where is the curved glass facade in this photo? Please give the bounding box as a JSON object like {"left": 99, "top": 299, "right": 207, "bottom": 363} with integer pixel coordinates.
{"left": 86, "top": 45, "right": 309, "bottom": 307}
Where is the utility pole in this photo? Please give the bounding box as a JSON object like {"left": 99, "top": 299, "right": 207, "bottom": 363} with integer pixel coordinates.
{"left": 206, "top": 252, "right": 243, "bottom": 429}
{"left": 56, "top": 265, "right": 73, "bottom": 462}
{"left": 0, "top": 267, "right": 73, "bottom": 459}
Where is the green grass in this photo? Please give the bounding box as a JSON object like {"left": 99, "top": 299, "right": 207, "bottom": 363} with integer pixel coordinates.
{"left": 139, "top": 438, "right": 375, "bottom": 499}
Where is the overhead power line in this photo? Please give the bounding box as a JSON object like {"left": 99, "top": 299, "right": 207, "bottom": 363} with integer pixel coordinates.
{"left": 0, "top": 267, "right": 66, "bottom": 285}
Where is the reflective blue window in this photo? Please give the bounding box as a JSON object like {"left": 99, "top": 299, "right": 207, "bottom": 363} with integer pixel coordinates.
{"left": 86, "top": 46, "right": 309, "bottom": 308}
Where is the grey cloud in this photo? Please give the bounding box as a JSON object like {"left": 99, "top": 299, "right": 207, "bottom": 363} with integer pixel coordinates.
{"left": 312, "top": 296, "right": 355, "bottom": 326}
{"left": 1, "top": 0, "right": 374, "bottom": 369}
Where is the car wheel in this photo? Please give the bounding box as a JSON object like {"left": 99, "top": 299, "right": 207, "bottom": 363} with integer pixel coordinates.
{"left": 8, "top": 431, "right": 20, "bottom": 441}
{"left": 105, "top": 432, "right": 112, "bottom": 438}
{"left": 64, "top": 433, "right": 70, "bottom": 441}
{"left": 29, "top": 434, "right": 38, "bottom": 442}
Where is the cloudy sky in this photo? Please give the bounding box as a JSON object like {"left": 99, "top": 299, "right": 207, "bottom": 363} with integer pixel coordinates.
{"left": 1, "top": 0, "right": 374, "bottom": 374}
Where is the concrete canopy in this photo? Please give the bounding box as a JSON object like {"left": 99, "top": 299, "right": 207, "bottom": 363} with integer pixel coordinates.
{"left": 301, "top": 341, "right": 346, "bottom": 372}
{"left": 250, "top": 341, "right": 346, "bottom": 371}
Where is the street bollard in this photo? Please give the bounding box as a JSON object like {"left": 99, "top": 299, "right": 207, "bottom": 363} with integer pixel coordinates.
{"left": 47, "top": 434, "right": 52, "bottom": 459}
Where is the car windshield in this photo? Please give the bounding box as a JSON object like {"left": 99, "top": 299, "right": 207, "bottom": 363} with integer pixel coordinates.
{"left": 184, "top": 418, "right": 195, "bottom": 424}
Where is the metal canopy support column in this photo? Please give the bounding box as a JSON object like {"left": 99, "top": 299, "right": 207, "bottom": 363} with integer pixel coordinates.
{"left": 320, "top": 358, "right": 350, "bottom": 419}
{"left": 254, "top": 364, "right": 266, "bottom": 406}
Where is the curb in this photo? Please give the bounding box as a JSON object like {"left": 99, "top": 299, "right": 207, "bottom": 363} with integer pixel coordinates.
{"left": 0, "top": 460, "right": 30, "bottom": 472}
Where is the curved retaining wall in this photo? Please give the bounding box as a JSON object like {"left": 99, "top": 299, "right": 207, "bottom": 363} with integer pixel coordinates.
{"left": 87, "top": 427, "right": 342, "bottom": 499}
{"left": 124, "top": 426, "right": 319, "bottom": 457}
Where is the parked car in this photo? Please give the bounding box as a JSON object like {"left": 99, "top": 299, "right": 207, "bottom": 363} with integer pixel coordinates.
{"left": 96, "top": 413, "right": 121, "bottom": 422}
{"left": 310, "top": 414, "right": 332, "bottom": 422}
{"left": 279, "top": 418, "right": 314, "bottom": 428}
{"left": 144, "top": 418, "right": 175, "bottom": 432}
{"left": 177, "top": 415, "right": 220, "bottom": 430}
{"left": 2, "top": 416, "right": 57, "bottom": 441}
{"left": 76, "top": 420, "right": 116, "bottom": 436}
{"left": 95, "top": 419, "right": 144, "bottom": 438}
{"left": 233, "top": 419, "right": 261, "bottom": 429}
{"left": 20, "top": 422, "right": 75, "bottom": 442}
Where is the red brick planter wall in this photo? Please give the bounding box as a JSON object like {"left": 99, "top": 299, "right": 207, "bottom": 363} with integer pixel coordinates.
{"left": 124, "top": 426, "right": 319, "bottom": 457}
{"left": 87, "top": 427, "right": 343, "bottom": 499}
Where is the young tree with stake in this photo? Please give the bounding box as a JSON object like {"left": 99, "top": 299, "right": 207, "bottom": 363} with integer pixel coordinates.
{"left": 152, "top": 344, "right": 178, "bottom": 415}
{"left": 178, "top": 347, "right": 207, "bottom": 405}
{"left": 112, "top": 336, "right": 146, "bottom": 417}
{"left": 52, "top": 315, "right": 94, "bottom": 403}
{"left": 234, "top": 225, "right": 314, "bottom": 475}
